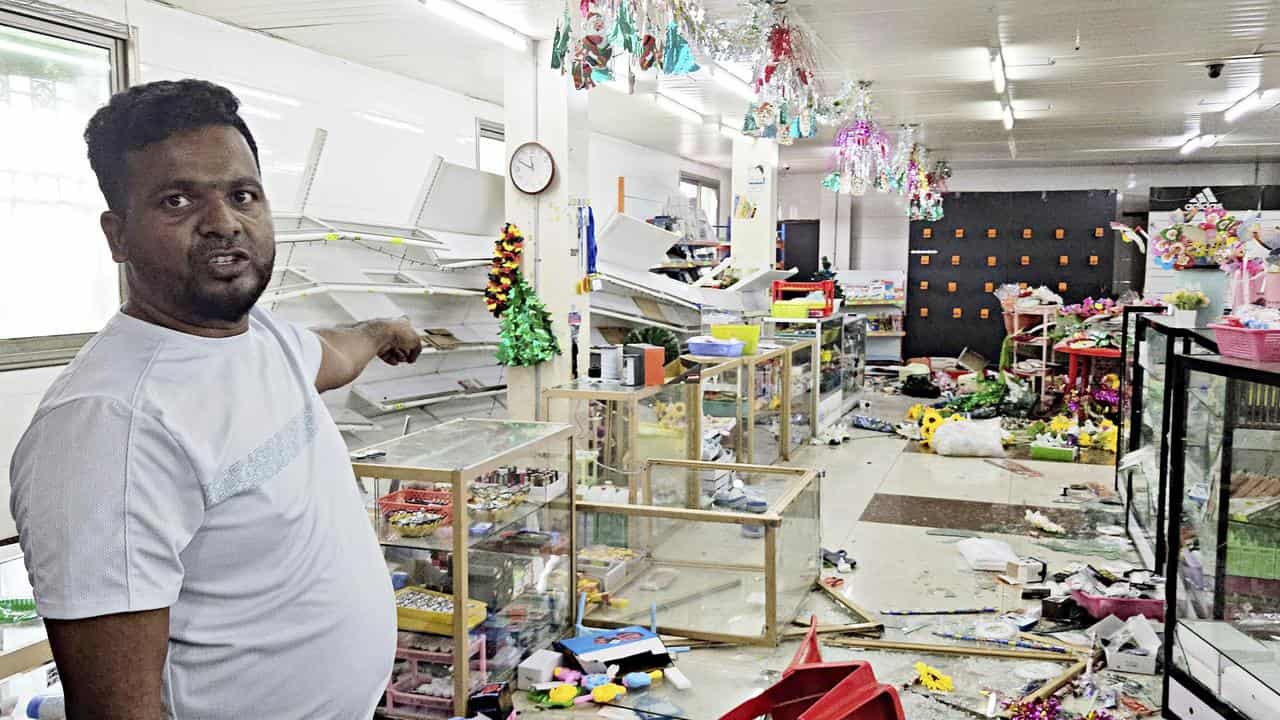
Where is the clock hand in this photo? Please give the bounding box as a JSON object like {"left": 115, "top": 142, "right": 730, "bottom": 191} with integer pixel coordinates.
{"left": 521, "top": 158, "right": 535, "bottom": 171}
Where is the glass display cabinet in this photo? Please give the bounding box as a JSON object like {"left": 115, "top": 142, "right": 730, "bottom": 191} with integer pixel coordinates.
{"left": 740, "top": 342, "right": 793, "bottom": 465}
{"left": 578, "top": 459, "right": 820, "bottom": 646}
{"left": 764, "top": 316, "right": 847, "bottom": 432}
{"left": 841, "top": 313, "right": 867, "bottom": 416}
{"left": 678, "top": 355, "right": 746, "bottom": 466}
{"left": 0, "top": 551, "right": 54, "bottom": 701}
{"left": 1116, "top": 305, "right": 1169, "bottom": 465}
{"left": 541, "top": 380, "right": 691, "bottom": 495}
{"left": 1120, "top": 313, "right": 1217, "bottom": 571}
{"left": 1163, "top": 353, "right": 1280, "bottom": 720}
{"left": 351, "top": 419, "right": 576, "bottom": 716}
{"left": 784, "top": 339, "right": 818, "bottom": 454}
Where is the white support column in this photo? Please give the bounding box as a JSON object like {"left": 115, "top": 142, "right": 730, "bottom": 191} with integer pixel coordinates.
{"left": 729, "top": 137, "right": 779, "bottom": 274}
{"left": 504, "top": 41, "right": 591, "bottom": 421}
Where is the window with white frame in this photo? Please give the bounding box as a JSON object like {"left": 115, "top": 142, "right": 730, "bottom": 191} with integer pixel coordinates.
{"left": 477, "top": 119, "right": 505, "bottom": 176}
{"left": 679, "top": 172, "right": 720, "bottom": 228}
{"left": 0, "top": 9, "right": 127, "bottom": 369}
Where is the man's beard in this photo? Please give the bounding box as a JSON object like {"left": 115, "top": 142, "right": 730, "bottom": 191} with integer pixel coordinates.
{"left": 184, "top": 256, "right": 274, "bottom": 323}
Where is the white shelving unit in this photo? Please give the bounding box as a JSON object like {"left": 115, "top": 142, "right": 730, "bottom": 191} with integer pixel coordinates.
{"left": 264, "top": 129, "right": 509, "bottom": 447}
{"left": 836, "top": 270, "right": 906, "bottom": 363}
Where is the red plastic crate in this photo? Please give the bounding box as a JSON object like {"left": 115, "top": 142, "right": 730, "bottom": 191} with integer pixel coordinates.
{"left": 772, "top": 280, "right": 836, "bottom": 317}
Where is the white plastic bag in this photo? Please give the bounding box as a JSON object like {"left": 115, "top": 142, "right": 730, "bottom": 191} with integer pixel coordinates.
{"left": 932, "top": 418, "right": 1005, "bottom": 458}
{"left": 957, "top": 537, "right": 1019, "bottom": 571}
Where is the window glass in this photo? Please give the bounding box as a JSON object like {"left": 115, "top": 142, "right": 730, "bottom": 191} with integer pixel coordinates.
{"left": 0, "top": 23, "right": 117, "bottom": 339}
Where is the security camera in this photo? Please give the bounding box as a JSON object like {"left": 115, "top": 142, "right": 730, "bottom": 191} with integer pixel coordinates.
{"left": 782, "top": 163, "right": 792, "bottom": 173}
{"left": 1207, "top": 62, "right": 1225, "bottom": 79}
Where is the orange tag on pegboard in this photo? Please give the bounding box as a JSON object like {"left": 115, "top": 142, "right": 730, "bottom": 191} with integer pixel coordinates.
{"left": 984, "top": 282, "right": 994, "bottom": 293}
{"left": 920, "top": 308, "right": 929, "bottom": 318}
{"left": 1020, "top": 255, "right": 1030, "bottom": 266}
{"left": 952, "top": 308, "right": 963, "bottom": 319}
{"left": 1094, "top": 227, "right": 1105, "bottom": 237}
{"left": 920, "top": 255, "right": 930, "bottom": 265}
{"left": 947, "top": 282, "right": 957, "bottom": 293}
{"left": 980, "top": 308, "right": 990, "bottom": 319}
{"left": 1022, "top": 228, "right": 1032, "bottom": 239}
{"left": 1055, "top": 228, "right": 1065, "bottom": 239}
{"left": 987, "top": 228, "right": 997, "bottom": 239}
{"left": 920, "top": 281, "right": 929, "bottom": 291}
{"left": 1089, "top": 255, "right": 1099, "bottom": 266}
{"left": 955, "top": 228, "right": 965, "bottom": 239}
{"left": 923, "top": 228, "right": 933, "bottom": 239}
{"left": 1059, "top": 255, "right": 1069, "bottom": 266}
{"left": 987, "top": 256, "right": 997, "bottom": 267}
{"left": 951, "top": 255, "right": 961, "bottom": 266}
{"left": 1058, "top": 282, "right": 1068, "bottom": 292}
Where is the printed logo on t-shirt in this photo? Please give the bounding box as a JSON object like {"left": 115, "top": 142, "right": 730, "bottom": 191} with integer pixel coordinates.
{"left": 205, "top": 403, "right": 318, "bottom": 506}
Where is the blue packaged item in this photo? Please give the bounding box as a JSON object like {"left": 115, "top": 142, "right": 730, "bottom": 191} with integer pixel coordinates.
{"left": 686, "top": 336, "right": 745, "bottom": 357}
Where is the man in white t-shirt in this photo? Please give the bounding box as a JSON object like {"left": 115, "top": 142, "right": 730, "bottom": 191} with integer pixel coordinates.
{"left": 9, "top": 79, "right": 421, "bottom": 719}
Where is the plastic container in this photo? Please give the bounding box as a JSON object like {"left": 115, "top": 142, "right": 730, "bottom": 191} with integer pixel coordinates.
{"left": 1210, "top": 323, "right": 1280, "bottom": 362}
{"left": 711, "top": 324, "right": 762, "bottom": 354}
{"left": 1071, "top": 589, "right": 1165, "bottom": 621}
{"left": 394, "top": 586, "right": 488, "bottom": 635}
{"left": 687, "top": 337, "right": 745, "bottom": 357}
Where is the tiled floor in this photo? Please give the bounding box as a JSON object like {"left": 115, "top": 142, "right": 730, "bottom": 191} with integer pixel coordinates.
{"left": 517, "top": 392, "right": 1161, "bottom": 719}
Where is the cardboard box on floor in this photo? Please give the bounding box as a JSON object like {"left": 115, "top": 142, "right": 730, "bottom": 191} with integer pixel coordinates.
{"left": 1089, "top": 614, "right": 1162, "bottom": 674}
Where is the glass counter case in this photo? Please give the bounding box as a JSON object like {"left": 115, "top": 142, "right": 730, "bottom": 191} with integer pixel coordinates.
{"left": 351, "top": 419, "right": 576, "bottom": 717}
{"left": 678, "top": 355, "right": 745, "bottom": 467}
{"left": 841, "top": 313, "right": 867, "bottom": 417}
{"left": 740, "top": 342, "right": 793, "bottom": 465}
{"left": 1163, "top": 353, "right": 1280, "bottom": 720}
{"left": 1120, "top": 313, "right": 1217, "bottom": 570}
{"left": 1116, "top": 305, "right": 1168, "bottom": 465}
{"left": 0, "top": 550, "right": 54, "bottom": 700}
{"left": 764, "top": 315, "right": 847, "bottom": 432}
{"left": 578, "top": 458, "right": 820, "bottom": 646}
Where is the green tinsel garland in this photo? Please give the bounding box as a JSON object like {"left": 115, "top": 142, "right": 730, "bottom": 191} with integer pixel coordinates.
{"left": 495, "top": 277, "right": 561, "bottom": 367}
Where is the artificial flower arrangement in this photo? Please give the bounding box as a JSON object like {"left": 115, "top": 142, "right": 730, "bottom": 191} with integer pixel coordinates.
{"left": 1059, "top": 296, "right": 1117, "bottom": 320}
{"left": 1220, "top": 304, "right": 1280, "bottom": 330}
{"left": 1152, "top": 207, "right": 1246, "bottom": 270}
{"left": 1012, "top": 415, "right": 1118, "bottom": 453}
{"left": 1163, "top": 288, "right": 1209, "bottom": 311}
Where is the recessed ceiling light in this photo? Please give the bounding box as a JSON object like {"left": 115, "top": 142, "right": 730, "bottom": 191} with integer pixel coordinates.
{"left": 1002, "top": 104, "right": 1015, "bottom": 130}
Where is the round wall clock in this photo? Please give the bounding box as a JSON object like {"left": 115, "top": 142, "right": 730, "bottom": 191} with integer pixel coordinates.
{"left": 509, "top": 141, "right": 555, "bottom": 195}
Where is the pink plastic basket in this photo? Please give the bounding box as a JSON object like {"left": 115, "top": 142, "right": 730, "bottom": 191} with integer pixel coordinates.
{"left": 1210, "top": 323, "right": 1280, "bottom": 362}
{"left": 1071, "top": 590, "right": 1164, "bottom": 621}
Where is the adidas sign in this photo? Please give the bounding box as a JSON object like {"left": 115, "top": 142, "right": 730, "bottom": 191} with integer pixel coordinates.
{"left": 1184, "top": 187, "right": 1223, "bottom": 213}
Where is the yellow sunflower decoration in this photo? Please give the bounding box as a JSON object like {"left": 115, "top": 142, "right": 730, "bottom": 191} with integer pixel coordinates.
{"left": 906, "top": 404, "right": 924, "bottom": 421}
{"left": 920, "top": 409, "right": 945, "bottom": 448}
{"left": 1048, "top": 415, "right": 1073, "bottom": 435}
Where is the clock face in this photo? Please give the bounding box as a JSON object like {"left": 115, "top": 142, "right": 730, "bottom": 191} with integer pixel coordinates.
{"left": 509, "top": 142, "right": 555, "bottom": 195}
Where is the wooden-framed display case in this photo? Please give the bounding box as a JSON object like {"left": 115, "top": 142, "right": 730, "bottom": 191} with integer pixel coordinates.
{"left": 1162, "top": 353, "right": 1280, "bottom": 720}
{"left": 577, "top": 459, "right": 821, "bottom": 646}
{"left": 351, "top": 419, "right": 576, "bottom": 716}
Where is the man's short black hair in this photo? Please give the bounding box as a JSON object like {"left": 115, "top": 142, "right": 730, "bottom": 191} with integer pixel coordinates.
{"left": 84, "top": 79, "right": 260, "bottom": 212}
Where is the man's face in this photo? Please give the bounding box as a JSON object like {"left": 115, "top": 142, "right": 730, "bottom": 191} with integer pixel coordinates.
{"left": 103, "top": 125, "right": 274, "bottom": 327}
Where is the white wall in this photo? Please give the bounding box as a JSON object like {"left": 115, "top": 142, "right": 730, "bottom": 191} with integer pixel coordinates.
{"left": 778, "top": 172, "right": 855, "bottom": 269}
{"left": 851, "top": 191, "right": 910, "bottom": 273}
{"left": 949, "top": 162, "right": 1280, "bottom": 214}
{"left": 590, "top": 133, "right": 731, "bottom": 227}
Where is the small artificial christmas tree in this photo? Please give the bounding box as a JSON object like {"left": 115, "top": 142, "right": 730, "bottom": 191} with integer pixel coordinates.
{"left": 814, "top": 255, "right": 845, "bottom": 299}
{"left": 495, "top": 276, "right": 561, "bottom": 367}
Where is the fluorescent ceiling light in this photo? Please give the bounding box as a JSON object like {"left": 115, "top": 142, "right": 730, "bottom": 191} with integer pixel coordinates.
{"left": 419, "top": 0, "right": 529, "bottom": 52}
{"left": 1199, "top": 133, "right": 1219, "bottom": 148}
{"left": 655, "top": 92, "right": 704, "bottom": 124}
{"left": 1179, "top": 135, "right": 1202, "bottom": 155}
{"left": 990, "top": 49, "right": 1006, "bottom": 94}
{"left": 1002, "top": 104, "right": 1015, "bottom": 130}
{"left": 223, "top": 82, "right": 300, "bottom": 107}
{"left": 1224, "top": 90, "right": 1264, "bottom": 123}
{"left": 710, "top": 65, "right": 755, "bottom": 102}
{"left": 356, "top": 111, "right": 425, "bottom": 134}
{"left": 1008, "top": 136, "right": 1018, "bottom": 160}
{"left": 239, "top": 104, "right": 282, "bottom": 121}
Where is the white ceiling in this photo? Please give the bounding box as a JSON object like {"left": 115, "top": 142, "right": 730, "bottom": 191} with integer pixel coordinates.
{"left": 162, "top": 0, "right": 1280, "bottom": 172}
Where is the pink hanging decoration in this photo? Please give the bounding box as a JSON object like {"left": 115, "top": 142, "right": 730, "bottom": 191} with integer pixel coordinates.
{"left": 832, "top": 82, "right": 889, "bottom": 196}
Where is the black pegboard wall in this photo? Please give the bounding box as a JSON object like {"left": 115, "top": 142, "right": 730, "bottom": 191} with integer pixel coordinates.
{"left": 906, "top": 190, "right": 1117, "bottom": 360}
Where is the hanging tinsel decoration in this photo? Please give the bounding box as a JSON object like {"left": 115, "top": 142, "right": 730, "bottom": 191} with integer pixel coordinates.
{"left": 485, "top": 224, "right": 524, "bottom": 317}
{"left": 880, "top": 125, "right": 916, "bottom": 194}
{"left": 831, "top": 81, "right": 889, "bottom": 196}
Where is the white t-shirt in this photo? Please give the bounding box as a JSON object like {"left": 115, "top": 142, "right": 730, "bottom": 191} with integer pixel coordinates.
{"left": 10, "top": 307, "right": 395, "bottom": 719}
